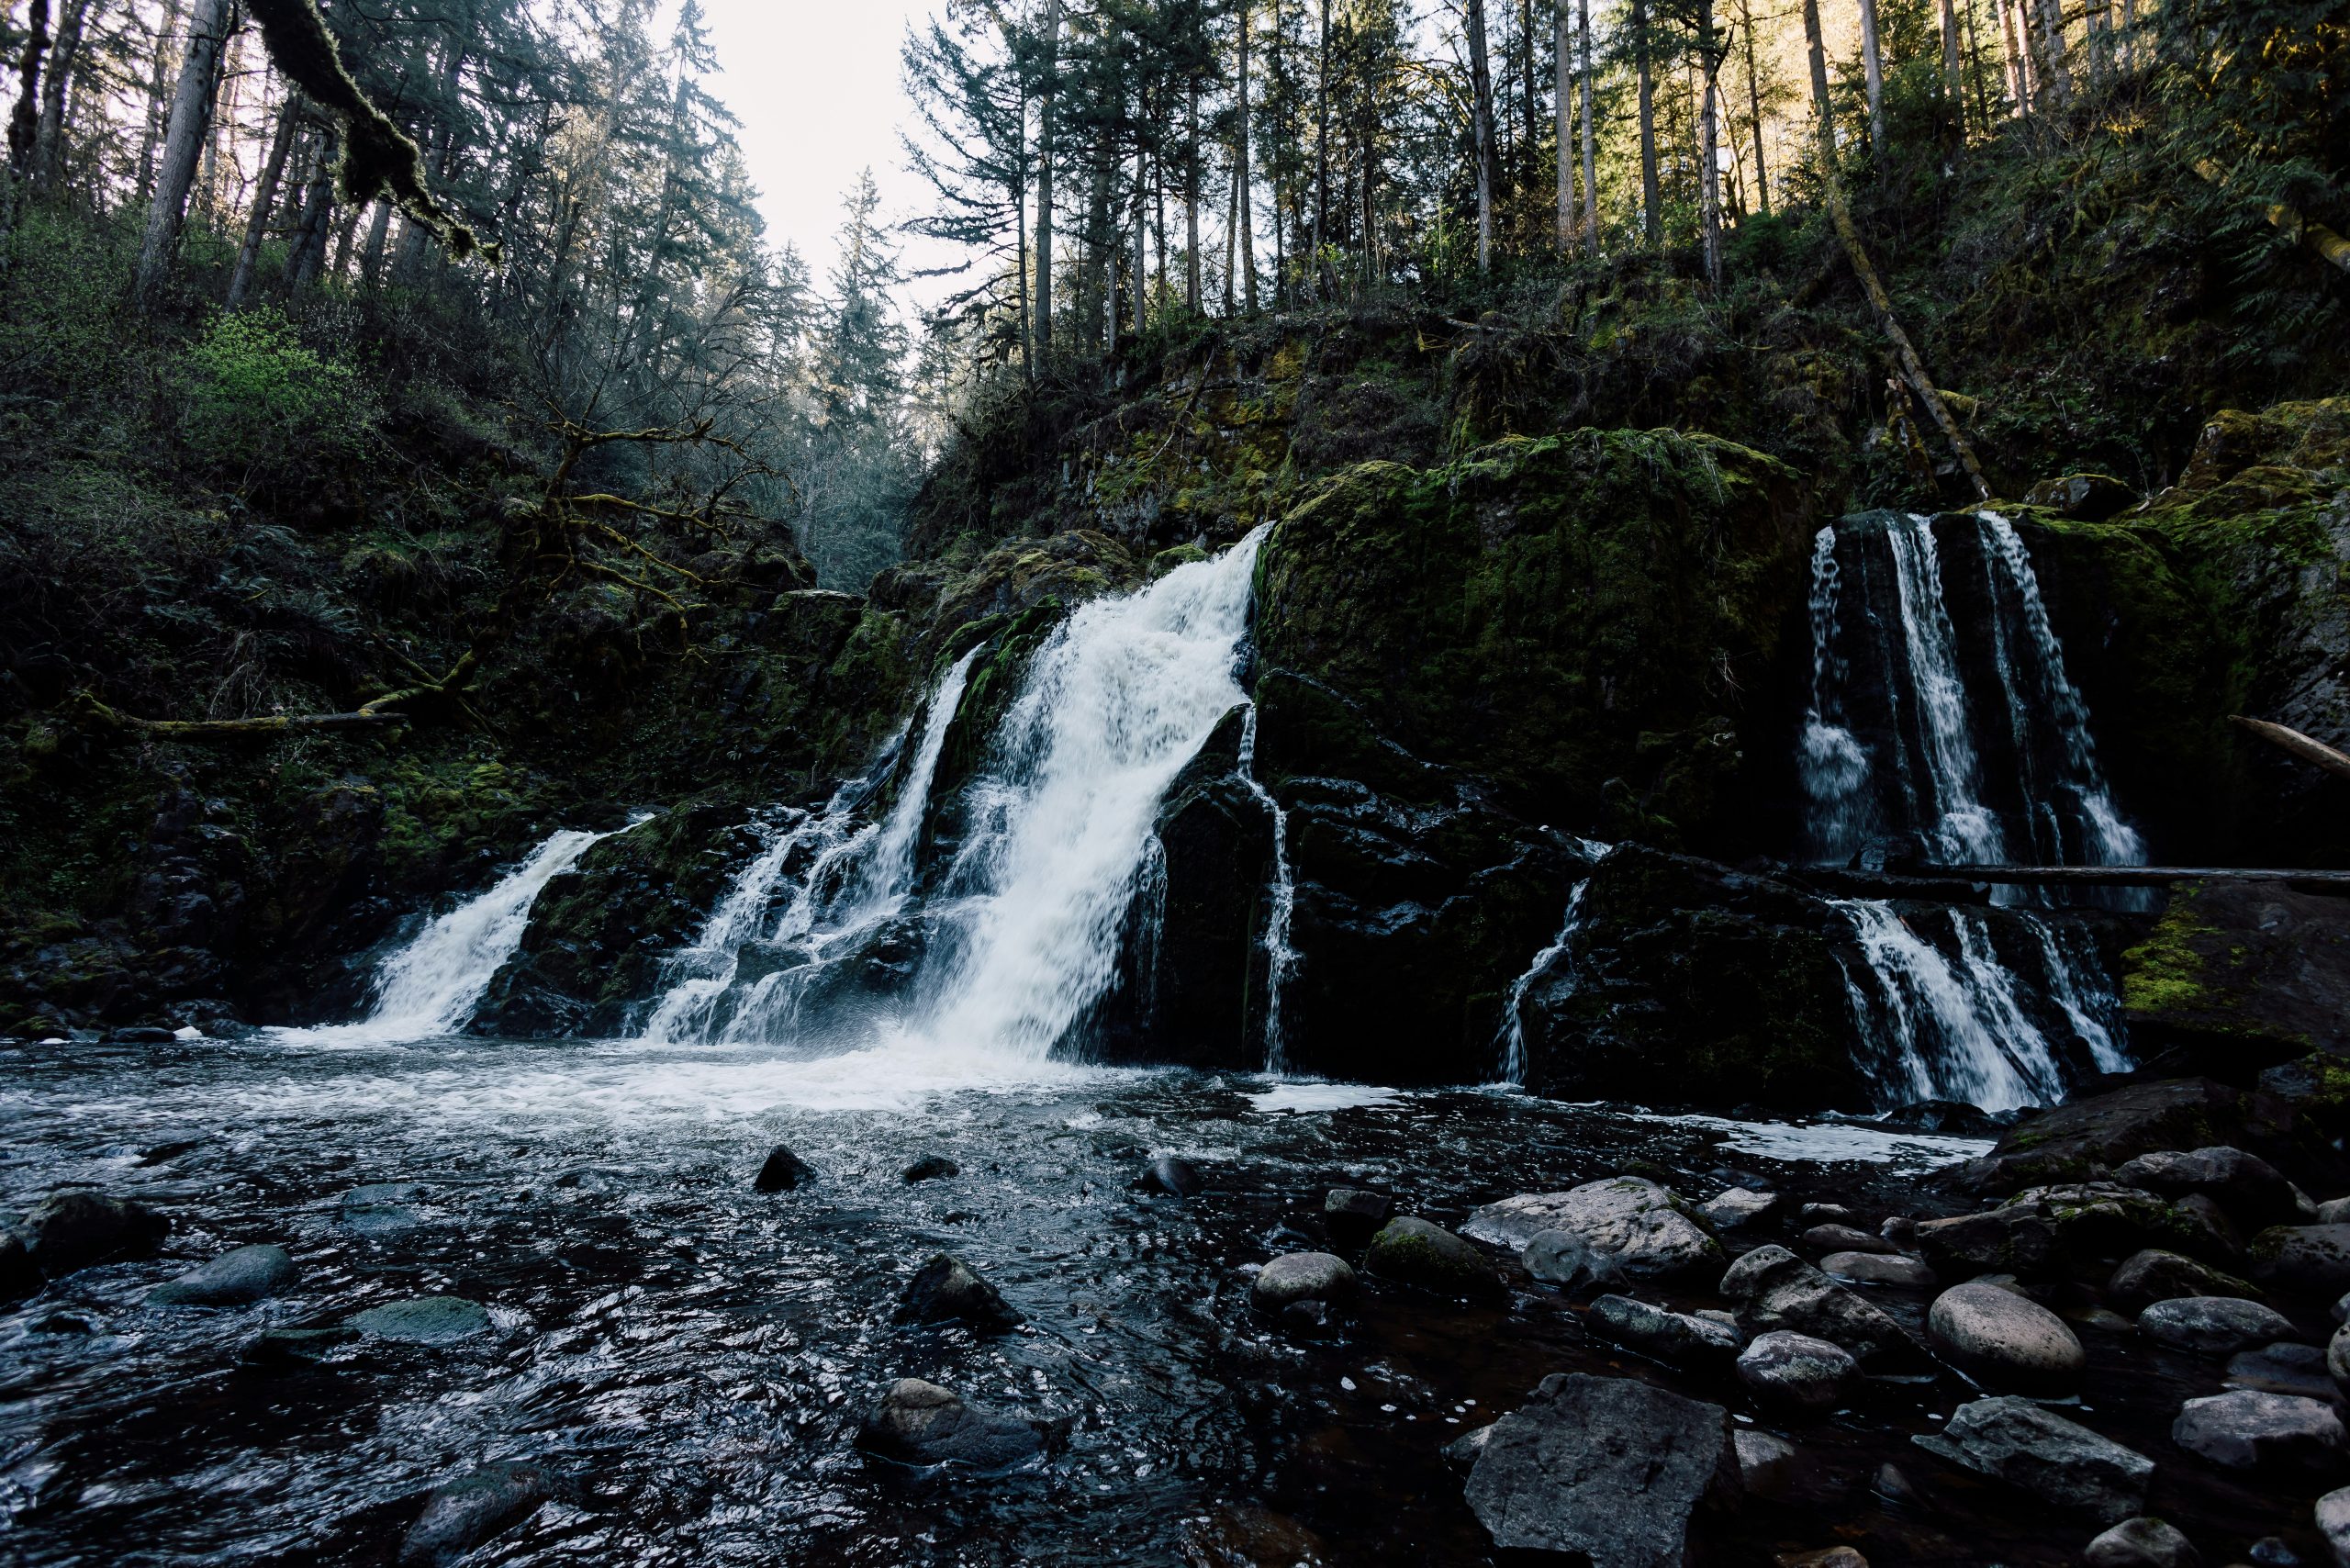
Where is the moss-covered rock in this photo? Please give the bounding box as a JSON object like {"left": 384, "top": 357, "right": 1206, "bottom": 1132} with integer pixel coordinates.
{"left": 1254, "top": 428, "right": 1812, "bottom": 850}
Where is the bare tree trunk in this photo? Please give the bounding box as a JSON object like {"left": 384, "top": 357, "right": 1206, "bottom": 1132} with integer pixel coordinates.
{"left": 1554, "top": 0, "right": 1572, "bottom": 251}
{"left": 360, "top": 197, "right": 392, "bottom": 284}
{"left": 283, "top": 126, "right": 333, "bottom": 289}
{"left": 1184, "top": 80, "right": 1201, "bottom": 311}
{"left": 1632, "top": 0, "right": 1660, "bottom": 244}
{"left": 33, "top": 0, "right": 90, "bottom": 192}
{"left": 6, "top": 0, "right": 49, "bottom": 177}
{"left": 1314, "top": 0, "right": 1330, "bottom": 296}
{"left": 328, "top": 197, "right": 361, "bottom": 277}
{"left": 1519, "top": 0, "right": 1538, "bottom": 199}
{"left": 226, "top": 98, "right": 297, "bottom": 308}
{"left": 1941, "top": 0, "right": 1965, "bottom": 124}
{"left": 132, "top": 0, "right": 185, "bottom": 206}
{"left": 1698, "top": 0, "right": 1721, "bottom": 282}
{"left": 1237, "top": 0, "right": 1257, "bottom": 309}
{"left": 134, "top": 0, "right": 230, "bottom": 308}
{"left": 1035, "top": 0, "right": 1064, "bottom": 357}
{"left": 1014, "top": 106, "right": 1032, "bottom": 377}
{"left": 1740, "top": 0, "right": 1768, "bottom": 212}
{"left": 1578, "top": 0, "right": 1596, "bottom": 250}
{"left": 2001, "top": 0, "right": 2032, "bottom": 113}
{"left": 1858, "top": 0, "right": 1886, "bottom": 155}
{"left": 2034, "top": 0, "right": 2070, "bottom": 106}
{"left": 1133, "top": 145, "right": 1147, "bottom": 336}
{"left": 1466, "top": 0, "right": 1494, "bottom": 272}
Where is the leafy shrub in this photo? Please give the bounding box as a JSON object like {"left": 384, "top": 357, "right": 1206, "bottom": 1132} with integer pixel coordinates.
{"left": 178, "top": 308, "right": 380, "bottom": 481}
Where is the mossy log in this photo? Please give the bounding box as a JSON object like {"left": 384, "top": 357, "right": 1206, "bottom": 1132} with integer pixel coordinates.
{"left": 77, "top": 652, "right": 476, "bottom": 742}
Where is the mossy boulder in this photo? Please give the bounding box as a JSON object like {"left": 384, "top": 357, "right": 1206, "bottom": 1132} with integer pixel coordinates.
{"left": 1254, "top": 428, "right": 1811, "bottom": 851}
{"left": 2119, "top": 879, "right": 2350, "bottom": 1068}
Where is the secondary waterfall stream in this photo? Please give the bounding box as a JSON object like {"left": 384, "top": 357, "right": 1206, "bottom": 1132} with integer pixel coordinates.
{"left": 1803, "top": 510, "right": 2138, "bottom": 1108}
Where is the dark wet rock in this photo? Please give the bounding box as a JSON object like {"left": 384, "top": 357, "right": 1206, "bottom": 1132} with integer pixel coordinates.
{"left": 17, "top": 1189, "right": 168, "bottom": 1279}
{"left": 1461, "top": 1372, "right": 1734, "bottom": 1565}
{"left": 1915, "top": 1183, "right": 2214, "bottom": 1279}
{"left": 1321, "top": 1187, "right": 1393, "bottom": 1249}
{"left": 2118, "top": 1147, "right": 2302, "bottom": 1227}
{"left": 1873, "top": 1462, "right": 1924, "bottom": 1506}
{"left": 1180, "top": 1503, "right": 1329, "bottom": 1568}
{"left": 1928, "top": 1281, "right": 2086, "bottom": 1390}
{"left": 1737, "top": 1329, "right": 1857, "bottom": 1413}
{"left": 2333, "top": 1320, "right": 2350, "bottom": 1394}
{"left": 2172, "top": 1389, "right": 2345, "bottom": 1471}
{"left": 1733, "top": 1428, "right": 1803, "bottom": 1501}
{"left": 2173, "top": 1193, "right": 2246, "bottom": 1260}
{"left": 2322, "top": 1197, "right": 2350, "bottom": 1225}
{"left": 146, "top": 1243, "right": 295, "bottom": 1307}
{"left": 2083, "top": 1517, "right": 2204, "bottom": 1568}
{"left": 347, "top": 1295, "right": 493, "bottom": 1344}
{"left": 0, "top": 1228, "right": 37, "bottom": 1303}
{"left": 1464, "top": 1178, "right": 1721, "bottom": 1279}
{"left": 1521, "top": 1228, "right": 1625, "bottom": 1294}
{"left": 1586, "top": 1294, "right": 1741, "bottom": 1372}
{"left": 1881, "top": 1215, "right": 1920, "bottom": 1248}
{"left": 2109, "top": 1249, "right": 2264, "bottom": 1310}
{"left": 895, "top": 1254, "right": 1023, "bottom": 1332}
{"left": 1804, "top": 1223, "right": 1893, "bottom": 1255}
{"left": 2316, "top": 1486, "right": 2350, "bottom": 1565}
{"left": 901, "top": 1155, "right": 959, "bottom": 1183}
{"left": 856, "top": 1377, "right": 1067, "bottom": 1470}
{"left": 1913, "top": 1396, "right": 2154, "bottom": 1523}
{"left": 1140, "top": 1156, "right": 1202, "bottom": 1197}
{"left": 2251, "top": 1225, "right": 2350, "bottom": 1294}
{"left": 753, "top": 1145, "right": 818, "bottom": 1193}
{"left": 2250, "top": 1535, "right": 2305, "bottom": 1567}
{"left": 1822, "top": 1251, "right": 1934, "bottom": 1289}
{"left": 2139, "top": 1296, "right": 2298, "bottom": 1353}
{"left": 1777, "top": 1551, "right": 1867, "bottom": 1568}
{"left": 1800, "top": 1204, "right": 1856, "bottom": 1223}
{"left": 1955, "top": 1080, "right": 2268, "bottom": 1197}
{"left": 1719, "top": 1245, "right": 1921, "bottom": 1368}
{"left": 1251, "top": 1252, "right": 1358, "bottom": 1314}
{"left": 338, "top": 1182, "right": 428, "bottom": 1235}
{"left": 1141, "top": 706, "right": 1278, "bottom": 1070}
{"left": 1881, "top": 1099, "right": 2007, "bottom": 1137}
{"left": 1700, "top": 1187, "right": 1778, "bottom": 1229}
{"left": 241, "top": 1326, "right": 359, "bottom": 1364}
{"left": 2231, "top": 1340, "right": 2337, "bottom": 1402}
{"left": 1362, "top": 1216, "right": 1502, "bottom": 1301}
{"left": 1441, "top": 1423, "right": 1494, "bottom": 1474}
{"left": 398, "top": 1462, "right": 556, "bottom": 1568}
{"left": 135, "top": 1130, "right": 205, "bottom": 1165}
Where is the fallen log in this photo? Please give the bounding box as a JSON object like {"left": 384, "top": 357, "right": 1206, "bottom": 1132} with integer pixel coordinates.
{"left": 75, "top": 652, "right": 476, "bottom": 743}
{"left": 2232, "top": 714, "right": 2350, "bottom": 785}
{"left": 1898, "top": 864, "right": 2350, "bottom": 889}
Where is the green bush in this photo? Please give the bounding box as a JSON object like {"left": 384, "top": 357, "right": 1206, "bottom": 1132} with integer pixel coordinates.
{"left": 178, "top": 308, "right": 379, "bottom": 479}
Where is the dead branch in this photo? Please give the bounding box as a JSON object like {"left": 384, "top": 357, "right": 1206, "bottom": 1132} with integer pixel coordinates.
{"left": 75, "top": 653, "right": 478, "bottom": 743}
{"left": 2232, "top": 714, "right": 2350, "bottom": 784}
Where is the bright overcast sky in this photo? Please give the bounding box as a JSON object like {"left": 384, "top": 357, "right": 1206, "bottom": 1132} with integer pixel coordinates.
{"left": 697, "top": 0, "right": 963, "bottom": 316}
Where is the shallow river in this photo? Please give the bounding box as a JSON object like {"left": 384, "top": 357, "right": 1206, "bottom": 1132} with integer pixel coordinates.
{"left": 0, "top": 1033, "right": 2302, "bottom": 1567}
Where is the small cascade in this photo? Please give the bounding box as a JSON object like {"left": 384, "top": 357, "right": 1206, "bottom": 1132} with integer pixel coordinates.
{"left": 1801, "top": 509, "right": 2141, "bottom": 1108}
{"left": 1236, "top": 704, "right": 1299, "bottom": 1071}
{"left": 1494, "top": 878, "right": 1593, "bottom": 1087}
{"left": 319, "top": 826, "right": 617, "bottom": 1044}
{"left": 636, "top": 647, "right": 979, "bottom": 1047}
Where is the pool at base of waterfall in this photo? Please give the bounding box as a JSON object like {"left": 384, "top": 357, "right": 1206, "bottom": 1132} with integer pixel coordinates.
{"left": 0, "top": 1033, "right": 2299, "bottom": 1568}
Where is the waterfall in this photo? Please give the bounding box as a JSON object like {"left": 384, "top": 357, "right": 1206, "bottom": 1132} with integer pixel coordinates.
{"left": 912, "top": 527, "right": 1269, "bottom": 1060}
{"left": 1494, "top": 877, "right": 1593, "bottom": 1087}
{"left": 636, "top": 647, "right": 978, "bottom": 1047}
{"left": 1803, "top": 510, "right": 2140, "bottom": 1108}
{"left": 1237, "top": 704, "right": 1299, "bottom": 1071}
{"left": 295, "top": 825, "right": 619, "bottom": 1045}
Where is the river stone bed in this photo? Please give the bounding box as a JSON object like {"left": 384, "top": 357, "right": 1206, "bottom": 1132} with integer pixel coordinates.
{"left": 0, "top": 1033, "right": 2333, "bottom": 1565}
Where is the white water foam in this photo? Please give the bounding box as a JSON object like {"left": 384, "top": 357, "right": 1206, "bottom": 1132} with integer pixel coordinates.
{"left": 280, "top": 825, "right": 620, "bottom": 1047}
{"left": 1236, "top": 703, "right": 1300, "bottom": 1070}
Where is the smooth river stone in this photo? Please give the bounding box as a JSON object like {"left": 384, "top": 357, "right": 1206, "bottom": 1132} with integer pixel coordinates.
{"left": 348, "top": 1295, "right": 493, "bottom": 1344}
{"left": 1928, "top": 1281, "right": 2085, "bottom": 1389}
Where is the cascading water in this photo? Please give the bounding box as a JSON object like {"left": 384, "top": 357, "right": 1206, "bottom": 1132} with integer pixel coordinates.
{"left": 1493, "top": 871, "right": 1595, "bottom": 1087}
{"left": 632, "top": 531, "right": 1269, "bottom": 1070}
{"left": 1802, "top": 510, "right": 2139, "bottom": 1107}
{"left": 293, "top": 825, "right": 618, "bottom": 1045}
{"left": 912, "top": 528, "right": 1268, "bottom": 1059}
{"left": 1236, "top": 704, "right": 1299, "bottom": 1071}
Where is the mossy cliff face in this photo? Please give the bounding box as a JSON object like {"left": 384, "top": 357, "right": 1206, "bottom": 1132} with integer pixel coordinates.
{"left": 2115, "top": 878, "right": 2350, "bottom": 1066}
{"left": 1254, "top": 429, "right": 1811, "bottom": 850}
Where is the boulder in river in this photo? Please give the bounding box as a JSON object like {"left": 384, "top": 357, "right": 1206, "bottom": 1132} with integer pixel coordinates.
{"left": 1913, "top": 1396, "right": 2154, "bottom": 1523}
{"left": 398, "top": 1462, "right": 556, "bottom": 1567}
{"left": 1362, "top": 1216, "right": 1503, "bottom": 1301}
{"left": 1521, "top": 1229, "right": 1625, "bottom": 1294}
{"left": 2109, "top": 1249, "right": 2263, "bottom": 1310}
{"left": 2138, "top": 1296, "right": 2299, "bottom": 1354}
{"left": 2317, "top": 1485, "right": 2350, "bottom": 1568}
{"left": 1736, "top": 1330, "right": 1857, "bottom": 1413}
{"left": 1463, "top": 1178, "right": 1721, "bottom": 1280}
{"left": 753, "top": 1145, "right": 818, "bottom": 1193}
{"left": 1701, "top": 1187, "right": 1778, "bottom": 1229}
{"left": 347, "top": 1295, "right": 493, "bottom": 1345}
{"left": 1251, "top": 1251, "right": 1359, "bottom": 1314}
{"left": 2250, "top": 1225, "right": 2350, "bottom": 1294}
{"left": 2116, "top": 1146, "right": 2302, "bottom": 1227}
{"left": 1733, "top": 1428, "right": 1804, "bottom": 1501}
{"left": 856, "top": 1377, "right": 1067, "bottom": 1470}
{"left": 146, "top": 1243, "right": 296, "bottom": 1307}
{"left": 1804, "top": 1224, "right": 1893, "bottom": 1255}
{"left": 2172, "top": 1389, "right": 2345, "bottom": 1472}
{"left": 1586, "top": 1294, "right": 1741, "bottom": 1372}
{"left": 1461, "top": 1372, "right": 1734, "bottom": 1565}
{"left": 2331, "top": 1321, "right": 2350, "bottom": 1394}
{"left": 1719, "top": 1245, "right": 1921, "bottom": 1368}
{"left": 241, "top": 1326, "right": 358, "bottom": 1365}
{"left": 901, "top": 1155, "right": 958, "bottom": 1183}
{"left": 1927, "top": 1281, "right": 2086, "bottom": 1391}
{"left": 1953, "top": 1079, "right": 2265, "bottom": 1197}
{"left": 16, "top": 1190, "right": 168, "bottom": 1279}
{"left": 1822, "top": 1251, "right": 1933, "bottom": 1290}
{"left": 895, "top": 1254, "right": 1023, "bottom": 1332}
{"left": 338, "top": 1183, "right": 429, "bottom": 1235}
{"left": 1321, "top": 1187, "right": 1393, "bottom": 1250}
{"left": 2082, "top": 1516, "right": 2204, "bottom": 1568}
{"left": 1139, "top": 1156, "right": 1202, "bottom": 1197}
